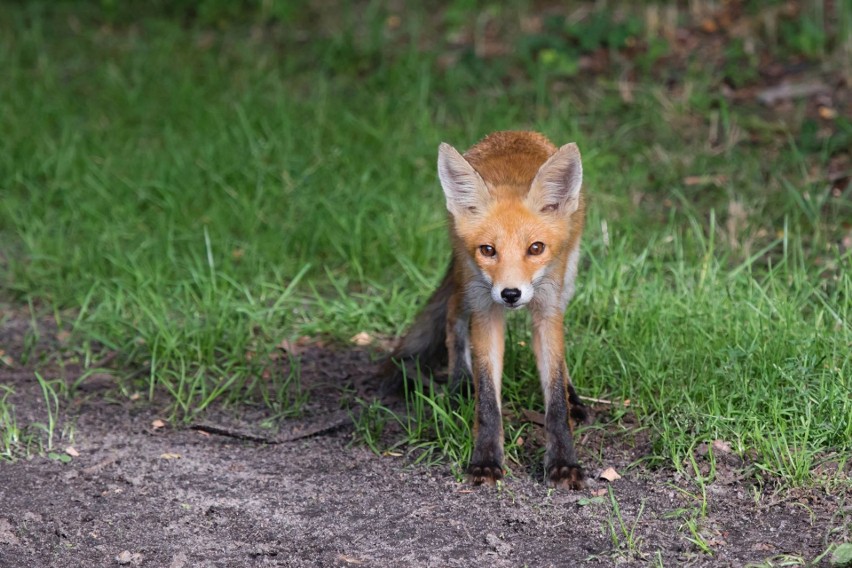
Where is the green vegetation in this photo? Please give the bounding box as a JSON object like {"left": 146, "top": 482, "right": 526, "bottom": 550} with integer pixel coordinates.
{"left": 1, "top": 2, "right": 849, "bottom": 486}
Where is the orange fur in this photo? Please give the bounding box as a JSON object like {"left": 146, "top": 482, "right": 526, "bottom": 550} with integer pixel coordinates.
{"left": 394, "top": 130, "right": 589, "bottom": 487}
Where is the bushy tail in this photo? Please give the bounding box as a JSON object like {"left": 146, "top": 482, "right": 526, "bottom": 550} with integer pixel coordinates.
{"left": 381, "top": 260, "right": 454, "bottom": 393}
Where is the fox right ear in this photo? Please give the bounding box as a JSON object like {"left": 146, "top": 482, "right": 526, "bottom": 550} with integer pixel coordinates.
{"left": 528, "top": 142, "right": 583, "bottom": 216}
{"left": 437, "top": 143, "right": 490, "bottom": 218}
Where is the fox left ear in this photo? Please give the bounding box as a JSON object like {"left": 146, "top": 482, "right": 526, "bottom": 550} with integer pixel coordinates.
{"left": 527, "top": 143, "right": 583, "bottom": 215}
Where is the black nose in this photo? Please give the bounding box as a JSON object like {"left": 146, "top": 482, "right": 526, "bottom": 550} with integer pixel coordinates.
{"left": 500, "top": 288, "right": 522, "bottom": 304}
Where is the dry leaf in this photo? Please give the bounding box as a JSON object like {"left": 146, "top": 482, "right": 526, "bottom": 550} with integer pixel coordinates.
{"left": 385, "top": 15, "right": 401, "bottom": 29}
{"left": 683, "top": 174, "right": 727, "bottom": 186}
{"left": 591, "top": 488, "right": 607, "bottom": 497}
{"left": 599, "top": 467, "right": 622, "bottom": 482}
{"left": 350, "top": 332, "right": 373, "bottom": 346}
{"left": 337, "top": 554, "right": 364, "bottom": 565}
{"left": 712, "top": 439, "right": 732, "bottom": 454}
{"left": 129, "top": 392, "right": 141, "bottom": 401}
{"left": 757, "top": 82, "right": 828, "bottom": 105}
{"left": 277, "top": 335, "right": 313, "bottom": 356}
{"left": 818, "top": 106, "right": 838, "bottom": 119}
{"left": 521, "top": 408, "right": 545, "bottom": 426}
{"left": 151, "top": 419, "right": 166, "bottom": 430}
{"left": 726, "top": 201, "right": 747, "bottom": 248}
{"left": 618, "top": 79, "right": 634, "bottom": 103}
{"left": 65, "top": 446, "right": 80, "bottom": 457}
{"left": 159, "top": 453, "right": 181, "bottom": 460}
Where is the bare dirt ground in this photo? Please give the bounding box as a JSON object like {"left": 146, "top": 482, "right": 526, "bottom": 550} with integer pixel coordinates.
{"left": 0, "top": 315, "right": 848, "bottom": 567}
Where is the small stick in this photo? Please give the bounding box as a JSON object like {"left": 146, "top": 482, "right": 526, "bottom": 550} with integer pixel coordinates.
{"left": 579, "top": 396, "right": 613, "bottom": 405}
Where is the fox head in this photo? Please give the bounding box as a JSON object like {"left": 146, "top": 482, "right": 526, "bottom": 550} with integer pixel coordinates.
{"left": 437, "top": 140, "right": 583, "bottom": 310}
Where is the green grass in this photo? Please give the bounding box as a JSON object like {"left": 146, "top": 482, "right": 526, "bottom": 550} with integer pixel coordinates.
{"left": 1, "top": 2, "right": 850, "bottom": 484}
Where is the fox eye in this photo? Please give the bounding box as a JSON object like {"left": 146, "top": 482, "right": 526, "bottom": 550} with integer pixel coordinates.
{"left": 528, "top": 242, "right": 545, "bottom": 255}
{"left": 479, "top": 244, "right": 496, "bottom": 257}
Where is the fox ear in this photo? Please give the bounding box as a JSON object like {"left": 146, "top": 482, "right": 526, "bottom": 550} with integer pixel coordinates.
{"left": 438, "top": 142, "right": 490, "bottom": 218}
{"left": 527, "top": 143, "right": 583, "bottom": 215}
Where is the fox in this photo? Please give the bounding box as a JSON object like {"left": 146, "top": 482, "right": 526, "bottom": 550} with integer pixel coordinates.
{"left": 386, "top": 130, "right": 588, "bottom": 488}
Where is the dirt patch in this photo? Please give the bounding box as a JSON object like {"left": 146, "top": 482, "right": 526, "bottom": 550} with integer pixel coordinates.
{"left": 0, "top": 314, "right": 848, "bottom": 567}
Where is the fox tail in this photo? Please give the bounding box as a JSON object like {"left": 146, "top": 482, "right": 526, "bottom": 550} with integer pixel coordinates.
{"left": 380, "top": 260, "right": 454, "bottom": 393}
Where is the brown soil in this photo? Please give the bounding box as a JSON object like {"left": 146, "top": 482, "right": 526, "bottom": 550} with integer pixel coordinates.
{"left": 0, "top": 315, "right": 847, "bottom": 567}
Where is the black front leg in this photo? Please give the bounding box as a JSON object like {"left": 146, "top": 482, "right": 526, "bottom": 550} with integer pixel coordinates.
{"left": 467, "top": 309, "right": 505, "bottom": 484}
{"left": 544, "top": 364, "right": 583, "bottom": 489}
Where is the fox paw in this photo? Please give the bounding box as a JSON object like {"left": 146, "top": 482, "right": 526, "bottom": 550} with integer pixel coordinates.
{"left": 468, "top": 462, "right": 504, "bottom": 485}
{"left": 546, "top": 461, "right": 584, "bottom": 490}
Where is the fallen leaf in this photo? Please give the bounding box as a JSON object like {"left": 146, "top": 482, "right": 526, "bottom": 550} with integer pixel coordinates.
{"left": 712, "top": 439, "right": 732, "bottom": 454}
{"left": 756, "top": 82, "right": 828, "bottom": 105}
{"left": 350, "top": 332, "right": 372, "bottom": 346}
{"left": 382, "top": 451, "right": 402, "bottom": 457}
{"left": 159, "top": 453, "right": 181, "bottom": 460}
{"left": 618, "top": 79, "right": 634, "bottom": 103}
{"left": 115, "top": 551, "right": 143, "bottom": 566}
{"left": 683, "top": 174, "right": 728, "bottom": 186}
{"left": 337, "top": 554, "right": 364, "bottom": 564}
{"left": 521, "top": 408, "right": 545, "bottom": 426}
{"left": 385, "top": 14, "right": 401, "bottom": 29}
{"left": 277, "top": 336, "right": 313, "bottom": 356}
{"left": 700, "top": 18, "right": 718, "bottom": 33}
{"left": 599, "top": 467, "right": 622, "bottom": 482}
{"left": 819, "top": 106, "right": 838, "bottom": 120}
{"left": 129, "top": 392, "right": 141, "bottom": 401}
{"left": 726, "top": 201, "right": 747, "bottom": 248}
{"left": 65, "top": 447, "right": 80, "bottom": 457}
{"left": 591, "top": 488, "right": 607, "bottom": 497}
{"left": 151, "top": 419, "right": 166, "bottom": 430}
